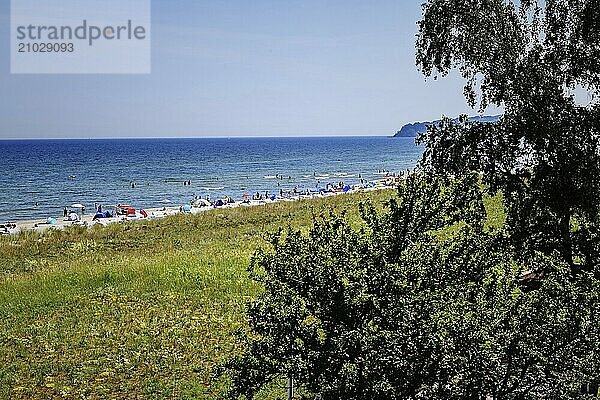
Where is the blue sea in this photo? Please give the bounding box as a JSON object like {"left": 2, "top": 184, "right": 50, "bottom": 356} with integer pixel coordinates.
{"left": 0, "top": 137, "right": 422, "bottom": 221}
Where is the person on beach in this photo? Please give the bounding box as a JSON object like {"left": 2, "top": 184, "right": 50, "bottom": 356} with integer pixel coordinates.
{"left": 63, "top": 207, "right": 68, "bottom": 218}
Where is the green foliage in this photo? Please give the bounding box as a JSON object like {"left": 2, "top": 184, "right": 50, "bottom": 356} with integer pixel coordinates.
{"left": 416, "top": 0, "right": 600, "bottom": 270}
{"left": 224, "top": 175, "right": 600, "bottom": 399}
{"left": 0, "top": 190, "right": 394, "bottom": 399}
{"left": 224, "top": 4, "right": 600, "bottom": 396}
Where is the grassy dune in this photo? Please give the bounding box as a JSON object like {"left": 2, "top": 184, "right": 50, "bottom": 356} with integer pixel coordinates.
{"left": 0, "top": 191, "right": 398, "bottom": 399}
{"left": 0, "top": 189, "right": 503, "bottom": 399}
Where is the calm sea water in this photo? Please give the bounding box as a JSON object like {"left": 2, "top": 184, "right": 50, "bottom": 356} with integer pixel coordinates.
{"left": 0, "top": 137, "right": 422, "bottom": 221}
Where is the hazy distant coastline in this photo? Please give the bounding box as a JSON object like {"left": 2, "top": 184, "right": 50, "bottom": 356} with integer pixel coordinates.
{"left": 394, "top": 115, "right": 501, "bottom": 138}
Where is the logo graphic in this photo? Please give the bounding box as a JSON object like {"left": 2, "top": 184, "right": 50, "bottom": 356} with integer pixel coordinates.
{"left": 11, "top": 0, "right": 151, "bottom": 74}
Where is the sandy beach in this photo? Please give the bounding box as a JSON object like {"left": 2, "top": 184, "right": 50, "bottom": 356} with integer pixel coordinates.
{"left": 3, "top": 183, "right": 394, "bottom": 236}
{"left": 11, "top": 205, "right": 183, "bottom": 234}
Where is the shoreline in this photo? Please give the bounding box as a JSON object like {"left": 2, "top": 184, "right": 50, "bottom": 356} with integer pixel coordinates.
{"left": 1, "top": 181, "right": 397, "bottom": 236}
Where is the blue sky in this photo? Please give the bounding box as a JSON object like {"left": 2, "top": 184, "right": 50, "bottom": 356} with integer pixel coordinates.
{"left": 0, "top": 0, "right": 492, "bottom": 139}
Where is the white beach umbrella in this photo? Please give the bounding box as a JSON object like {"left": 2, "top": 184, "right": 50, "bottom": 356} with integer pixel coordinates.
{"left": 71, "top": 203, "right": 85, "bottom": 208}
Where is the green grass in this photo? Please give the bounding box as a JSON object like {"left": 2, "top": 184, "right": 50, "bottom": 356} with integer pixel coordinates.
{"left": 0, "top": 191, "right": 393, "bottom": 399}
{"left": 0, "top": 190, "right": 503, "bottom": 399}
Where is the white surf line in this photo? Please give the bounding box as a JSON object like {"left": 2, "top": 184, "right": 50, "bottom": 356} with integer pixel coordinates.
{"left": 3, "top": 180, "right": 400, "bottom": 236}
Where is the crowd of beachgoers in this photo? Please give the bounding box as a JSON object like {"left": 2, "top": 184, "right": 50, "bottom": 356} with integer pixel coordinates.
{"left": 0, "top": 173, "right": 403, "bottom": 236}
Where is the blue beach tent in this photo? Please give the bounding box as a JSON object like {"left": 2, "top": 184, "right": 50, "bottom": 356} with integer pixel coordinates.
{"left": 94, "top": 210, "right": 115, "bottom": 219}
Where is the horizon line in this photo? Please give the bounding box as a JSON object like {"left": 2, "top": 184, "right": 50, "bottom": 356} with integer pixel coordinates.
{"left": 0, "top": 133, "right": 406, "bottom": 141}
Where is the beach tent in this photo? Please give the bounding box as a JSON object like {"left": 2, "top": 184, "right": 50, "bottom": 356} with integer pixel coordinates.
{"left": 117, "top": 204, "right": 134, "bottom": 215}
{"left": 47, "top": 217, "right": 58, "bottom": 225}
{"left": 68, "top": 212, "right": 79, "bottom": 221}
{"left": 183, "top": 205, "right": 192, "bottom": 212}
{"left": 94, "top": 210, "right": 116, "bottom": 219}
{"left": 194, "top": 198, "right": 211, "bottom": 207}
{"left": 214, "top": 199, "right": 224, "bottom": 207}
{"left": 101, "top": 206, "right": 117, "bottom": 215}
{"left": 343, "top": 185, "right": 352, "bottom": 193}
{"left": 132, "top": 209, "right": 148, "bottom": 219}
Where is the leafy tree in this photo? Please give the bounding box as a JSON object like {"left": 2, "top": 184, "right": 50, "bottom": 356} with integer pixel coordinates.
{"left": 222, "top": 2, "right": 600, "bottom": 397}
{"left": 416, "top": 0, "right": 600, "bottom": 270}
{"left": 223, "top": 175, "right": 600, "bottom": 399}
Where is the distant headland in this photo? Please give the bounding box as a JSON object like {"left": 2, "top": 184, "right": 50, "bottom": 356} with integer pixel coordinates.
{"left": 393, "top": 115, "right": 501, "bottom": 138}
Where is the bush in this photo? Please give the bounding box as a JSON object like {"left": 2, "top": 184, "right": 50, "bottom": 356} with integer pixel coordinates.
{"left": 223, "top": 174, "right": 600, "bottom": 399}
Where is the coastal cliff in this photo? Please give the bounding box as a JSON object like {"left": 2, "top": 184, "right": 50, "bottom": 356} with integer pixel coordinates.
{"left": 394, "top": 115, "right": 501, "bottom": 138}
